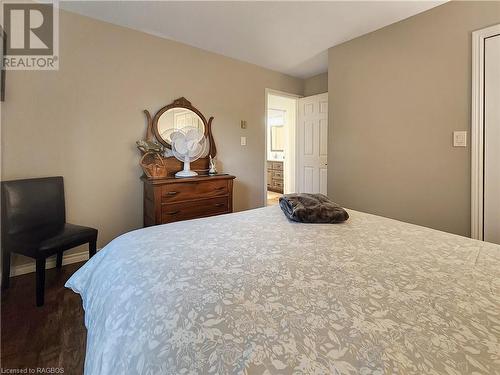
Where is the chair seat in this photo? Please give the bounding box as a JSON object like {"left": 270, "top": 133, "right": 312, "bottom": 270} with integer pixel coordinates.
{"left": 8, "top": 223, "right": 98, "bottom": 257}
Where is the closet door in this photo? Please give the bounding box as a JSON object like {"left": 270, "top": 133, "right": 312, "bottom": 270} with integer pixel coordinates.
{"left": 484, "top": 34, "right": 500, "bottom": 244}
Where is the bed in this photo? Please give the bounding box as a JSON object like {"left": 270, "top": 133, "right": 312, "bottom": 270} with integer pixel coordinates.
{"left": 66, "top": 206, "right": 500, "bottom": 374}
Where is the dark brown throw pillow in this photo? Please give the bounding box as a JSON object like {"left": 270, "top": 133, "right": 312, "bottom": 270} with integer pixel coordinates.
{"left": 279, "top": 193, "right": 349, "bottom": 224}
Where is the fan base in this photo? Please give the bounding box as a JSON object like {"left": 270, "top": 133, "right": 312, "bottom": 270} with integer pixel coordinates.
{"left": 175, "top": 170, "right": 198, "bottom": 178}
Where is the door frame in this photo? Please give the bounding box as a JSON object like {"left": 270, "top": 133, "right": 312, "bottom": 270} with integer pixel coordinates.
{"left": 264, "top": 89, "right": 301, "bottom": 206}
{"left": 471, "top": 24, "right": 500, "bottom": 240}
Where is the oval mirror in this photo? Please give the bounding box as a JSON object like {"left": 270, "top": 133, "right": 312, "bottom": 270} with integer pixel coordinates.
{"left": 156, "top": 107, "right": 206, "bottom": 146}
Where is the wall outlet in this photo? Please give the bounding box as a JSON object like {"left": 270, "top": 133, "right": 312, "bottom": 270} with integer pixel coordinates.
{"left": 453, "top": 131, "right": 467, "bottom": 147}
{"left": 240, "top": 136, "right": 247, "bottom": 146}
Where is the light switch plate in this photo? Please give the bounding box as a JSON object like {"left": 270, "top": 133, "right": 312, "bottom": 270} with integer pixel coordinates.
{"left": 240, "top": 136, "right": 247, "bottom": 146}
{"left": 453, "top": 131, "right": 467, "bottom": 147}
{"left": 241, "top": 120, "right": 247, "bottom": 129}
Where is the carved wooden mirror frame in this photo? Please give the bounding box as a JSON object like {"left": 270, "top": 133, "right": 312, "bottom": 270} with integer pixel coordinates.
{"left": 142, "top": 97, "right": 217, "bottom": 177}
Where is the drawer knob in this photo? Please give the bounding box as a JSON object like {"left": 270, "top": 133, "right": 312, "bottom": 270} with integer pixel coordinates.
{"left": 165, "top": 210, "right": 180, "bottom": 215}
{"left": 166, "top": 191, "right": 179, "bottom": 196}
{"left": 215, "top": 203, "right": 225, "bottom": 207}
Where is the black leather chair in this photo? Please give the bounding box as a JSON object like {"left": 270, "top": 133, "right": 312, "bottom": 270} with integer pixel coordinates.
{"left": 1, "top": 177, "right": 98, "bottom": 306}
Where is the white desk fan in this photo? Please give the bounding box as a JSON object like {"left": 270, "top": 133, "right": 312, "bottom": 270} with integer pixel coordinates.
{"left": 170, "top": 127, "right": 208, "bottom": 177}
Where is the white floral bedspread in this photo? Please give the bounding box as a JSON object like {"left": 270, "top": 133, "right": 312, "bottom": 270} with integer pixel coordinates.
{"left": 66, "top": 206, "right": 500, "bottom": 375}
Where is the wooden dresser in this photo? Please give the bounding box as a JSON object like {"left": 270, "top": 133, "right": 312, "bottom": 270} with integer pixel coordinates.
{"left": 139, "top": 97, "right": 236, "bottom": 226}
{"left": 143, "top": 174, "right": 235, "bottom": 226}
{"left": 267, "top": 161, "right": 283, "bottom": 193}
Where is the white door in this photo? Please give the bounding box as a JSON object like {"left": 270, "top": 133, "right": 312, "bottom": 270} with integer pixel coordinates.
{"left": 484, "top": 34, "right": 500, "bottom": 245}
{"left": 297, "top": 93, "right": 328, "bottom": 194}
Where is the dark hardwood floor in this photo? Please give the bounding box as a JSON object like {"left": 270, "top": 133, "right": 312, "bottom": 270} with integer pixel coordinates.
{"left": 1, "top": 262, "right": 86, "bottom": 374}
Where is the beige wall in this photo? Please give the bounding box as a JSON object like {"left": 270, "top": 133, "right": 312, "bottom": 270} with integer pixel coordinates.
{"left": 304, "top": 72, "right": 328, "bottom": 96}
{"left": 1, "top": 10, "right": 303, "bottom": 266}
{"left": 328, "top": 1, "right": 500, "bottom": 236}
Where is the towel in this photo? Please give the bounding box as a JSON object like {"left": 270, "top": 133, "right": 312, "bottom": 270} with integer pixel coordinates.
{"left": 279, "top": 193, "right": 349, "bottom": 224}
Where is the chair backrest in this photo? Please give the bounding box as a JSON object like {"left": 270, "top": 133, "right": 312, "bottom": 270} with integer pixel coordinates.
{"left": 1, "top": 177, "right": 66, "bottom": 236}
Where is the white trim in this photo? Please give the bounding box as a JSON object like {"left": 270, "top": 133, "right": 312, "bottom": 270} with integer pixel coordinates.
{"left": 9, "top": 250, "right": 92, "bottom": 277}
{"left": 265, "top": 88, "right": 301, "bottom": 100}
{"left": 264, "top": 89, "right": 301, "bottom": 206}
{"left": 471, "top": 24, "right": 500, "bottom": 240}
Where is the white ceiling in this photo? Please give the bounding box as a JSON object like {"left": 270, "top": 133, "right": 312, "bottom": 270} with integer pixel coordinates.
{"left": 60, "top": 1, "right": 445, "bottom": 78}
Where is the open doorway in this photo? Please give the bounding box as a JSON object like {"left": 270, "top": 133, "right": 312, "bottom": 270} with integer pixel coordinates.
{"left": 265, "top": 91, "right": 299, "bottom": 206}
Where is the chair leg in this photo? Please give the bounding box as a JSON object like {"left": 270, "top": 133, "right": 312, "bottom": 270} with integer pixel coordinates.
{"left": 2, "top": 250, "right": 11, "bottom": 290}
{"left": 36, "top": 258, "right": 46, "bottom": 307}
{"left": 56, "top": 252, "right": 63, "bottom": 269}
{"left": 89, "top": 239, "right": 97, "bottom": 258}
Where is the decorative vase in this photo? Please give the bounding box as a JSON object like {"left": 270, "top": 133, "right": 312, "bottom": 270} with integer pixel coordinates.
{"left": 209, "top": 155, "right": 217, "bottom": 175}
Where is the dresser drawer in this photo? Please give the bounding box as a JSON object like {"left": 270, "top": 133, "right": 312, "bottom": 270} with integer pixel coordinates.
{"left": 272, "top": 170, "right": 283, "bottom": 179}
{"left": 272, "top": 179, "right": 283, "bottom": 189}
{"left": 162, "top": 196, "right": 229, "bottom": 223}
{"left": 161, "top": 179, "right": 228, "bottom": 203}
{"left": 272, "top": 162, "right": 283, "bottom": 171}
{"left": 143, "top": 175, "right": 235, "bottom": 227}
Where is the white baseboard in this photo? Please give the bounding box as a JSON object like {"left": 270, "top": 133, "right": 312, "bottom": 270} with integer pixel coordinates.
{"left": 9, "top": 250, "right": 92, "bottom": 277}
